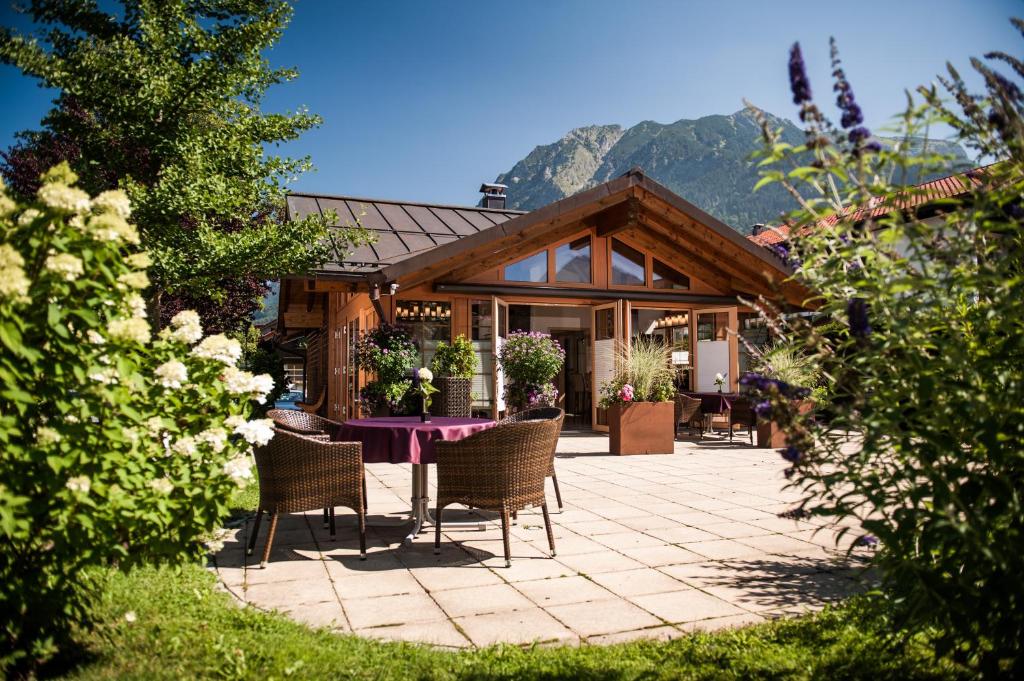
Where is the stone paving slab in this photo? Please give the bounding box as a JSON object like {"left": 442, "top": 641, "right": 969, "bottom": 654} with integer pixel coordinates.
{"left": 214, "top": 430, "right": 875, "bottom": 648}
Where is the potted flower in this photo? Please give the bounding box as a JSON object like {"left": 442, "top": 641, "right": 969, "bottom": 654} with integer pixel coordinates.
{"left": 742, "top": 342, "right": 819, "bottom": 447}
{"left": 412, "top": 367, "right": 438, "bottom": 421}
{"left": 714, "top": 372, "right": 727, "bottom": 392}
{"left": 354, "top": 323, "right": 418, "bottom": 416}
{"left": 496, "top": 330, "right": 565, "bottom": 413}
{"left": 430, "top": 334, "right": 478, "bottom": 417}
{"left": 600, "top": 337, "right": 676, "bottom": 455}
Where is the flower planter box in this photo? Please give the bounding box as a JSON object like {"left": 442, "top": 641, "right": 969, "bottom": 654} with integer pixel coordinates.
{"left": 756, "top": 399, "right": 813, "bottom": 448}
{"left": 608, "top": 401, "right": 675, "bottom": 455}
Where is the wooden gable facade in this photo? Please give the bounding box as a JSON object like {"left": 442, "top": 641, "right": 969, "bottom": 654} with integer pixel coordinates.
{"left": 280, "top": 169, "right": 806, "bottom": 429}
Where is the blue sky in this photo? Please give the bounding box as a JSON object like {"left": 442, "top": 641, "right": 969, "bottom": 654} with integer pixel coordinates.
{"left": 1, "top": 0, "right": 1019, "bottom": 206}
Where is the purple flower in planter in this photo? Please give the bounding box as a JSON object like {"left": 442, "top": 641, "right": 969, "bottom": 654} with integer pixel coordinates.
{"left": 789, "top": 43, "right": 812, "bottom": 105}
{"left": 780, "top": 445, "right": 802, "bottom": 463}
{"left": 847, "top": 298, "right": 871, "bottom": 338}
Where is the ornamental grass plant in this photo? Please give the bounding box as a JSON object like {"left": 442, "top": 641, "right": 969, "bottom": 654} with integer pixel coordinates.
{"left": 600, "top": 337, "right": 675, "bottom": 406}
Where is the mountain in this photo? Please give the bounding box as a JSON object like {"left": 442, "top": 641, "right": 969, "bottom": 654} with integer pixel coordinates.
{"left": 493, "top": 109, "right": 972, "bottom": 234}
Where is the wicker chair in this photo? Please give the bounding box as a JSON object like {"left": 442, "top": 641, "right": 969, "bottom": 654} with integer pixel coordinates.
{"left": 247, "top": 428, "right": 367, "bottom": 567}
{"left": 727, "top": 396, "right": 757, "bottom": 445}
{"left": 674, "top": 394, "right": 704, "bottom": 440}
{"left": 433, "top": 418, "right": 561, "bottom": 567}
{"left": 500, "top": 407, "right": 564, "bottom": 510}
{"left": 295, "top": 387, "right": 325, "bottom": 414}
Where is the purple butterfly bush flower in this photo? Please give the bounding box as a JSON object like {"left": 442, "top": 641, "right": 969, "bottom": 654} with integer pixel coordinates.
{"left": 856, "top": 534, "right": 879, "bottom": 548}
{"left": 755, "top": 400, "right": 772, "bottom": 419}
{"left": 848, "top": 126, "right": 871, "bottom": 144}
{"left": 780, "top": 446, "right": 802, "bottom": 463}
{"left": 847, "top": 298, "right": 871, "bottom": 338}
{"left": 788, "top": 43, "right": 812, "bottom": 105}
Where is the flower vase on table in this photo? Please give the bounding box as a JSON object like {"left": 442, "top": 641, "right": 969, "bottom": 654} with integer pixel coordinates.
{"left": 714, "top": 372, "right": 727, "bottom": 393}
{"left": 413, "top": 367, "right": 438, "bottom": 423}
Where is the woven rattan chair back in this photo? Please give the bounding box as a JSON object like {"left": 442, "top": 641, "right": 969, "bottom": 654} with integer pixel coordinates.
{"left": 433, "top": 418, "right": 560, "bottom": 566}
{"left": 499, "top": 407, "right": 565, "bottom": 509}
{"left": 674, "top": 394, "right": 704, "bottom": 440}
{"left": 247, "top": 428, "right": 366, "bottom": 566}
{"left": 266, "top": 409, "right": 339, "bottom": 437}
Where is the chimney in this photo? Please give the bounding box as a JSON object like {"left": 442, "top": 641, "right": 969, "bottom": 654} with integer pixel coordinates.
{"left": 479, "top": 182, "right": 508, "bottom": 209}
{"left": 751, "top": 223, "right": 766, "bottom": 236}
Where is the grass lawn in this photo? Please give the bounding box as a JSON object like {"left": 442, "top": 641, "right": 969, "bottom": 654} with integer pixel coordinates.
{"left": 51, "top": 560, "right": 966, "bottom": 680}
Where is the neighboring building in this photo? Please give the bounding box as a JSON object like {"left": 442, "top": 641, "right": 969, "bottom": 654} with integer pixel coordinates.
{"left": 278, "top": 168, "right": 806, "bottom": 430}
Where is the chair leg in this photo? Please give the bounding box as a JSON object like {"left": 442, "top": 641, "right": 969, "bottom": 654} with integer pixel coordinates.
{"left": 729, "top": 421, "right": 734, "bottom": 442}
{"left": 551, "top": 470, "right": 564, "bottom": 511}
{"left": 362, "top": 476, "right": 368, "bottom": 512}
{"left": 329, "top": 507, "right": 336, "bottom": 539}
{"left": 500, "top": 509, "right": 511, "bottom": 568}
{"left": 322, "top": 508, "right": 329, "bottom": 529}
{"left": 358, "top": 506, "right": 367, "bottom": 560}
{"left": 541, "top": 503, "right": 556, "bottom": 557}
{"left": 260, "top": 512, "right": 279, "bottom": 568}
{"left": 433, "top": 504, "right": 444, "bottom": 555}
{"left": 247, "top": 509, "right": 263, "bottom": 556}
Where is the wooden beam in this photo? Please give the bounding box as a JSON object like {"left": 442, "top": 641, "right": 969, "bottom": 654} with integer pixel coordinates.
{"left": 283, "top": 309, "right": 326, "bottom": 329}
{"left": 305, "top": 279, "right": 359, "bottom": 293}
{"left": 623, "top": 226, "right": 737, "bottom": 294}
{"left": 590, "top": 198, "right": 640, "bottom": 239}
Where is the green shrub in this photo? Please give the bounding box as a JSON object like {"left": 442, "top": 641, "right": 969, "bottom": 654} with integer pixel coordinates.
{"left": 430, "top": 334, "right": 478, "bottom": 378}
{"left": 239, "top": 325, "right": 288, "bottom": 414}
{"left": 748, "top": 30, "right": 1024, "bottom": 676}
{"left": 0, "top": 165, "right": 273, "bottom": 674}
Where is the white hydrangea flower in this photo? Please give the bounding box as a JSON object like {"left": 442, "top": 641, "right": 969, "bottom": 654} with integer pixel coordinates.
{"left": 222, "top": 454, "right": 253, "bottom": 483}
{"left": 225, "top": 414, "right": 247, "bottom": 430}
{"left": 87, "top": 212, "right": 139, "bottom": 245}
{"left": 417, "top": 367, "right": 433, "bottom": 382}
{"left": 146, "top": 416, "right": 164, "bottom": 436}
{"left": 125, "top": 293, "right": 147, "bottom": 319}
{"left": 86, "top": 329, "right": 106, "bottom": 345}
{"left": 148, "top": 478, "right": 173, "bottom": 495}
{"left": 171, "top": 435, "right": 197, "bottom": 457}
{"left": 124, "top": 611, "right": 137, "bottom": 624}
{"left": 160, "top": 309, "right": 203, "bottom": 345}
{"left": 0, "top": 193, "right": 15, "bottom": 218}
{"left": 37, "top": 426, "right": 62, "bottom": 445}
{"left": 126, "top": 252, "right": 152, "bottom": 269}
{"left": 191, "top": 334, "right": 241, "bottom": 366}
{"left": 17, "top": 208, "right": 41, "bottom": 226}
{"left": 233, "top": 418, "right": 274, "bottom": 446}
{"left": 44, "top": 253, "right": 84, "bottom": 281}
{"left": 117, "top": 271, "right": 150, "bottom": 290}
{"left": 222, "top": 367, "right": 275, "bottom": 403}
{"left": 91, "top": 189, "right": 132, "bottom": 219}
{"left": 0, "top": 244, "right": 30, "bottom": 299}
{"left": 66, "top": 475, "right": 91, "bottom": 494}
{"left": 38, "top": 182, "right": 91, "bottom": 214}
{"left": 195, "top": 427, "right": 228, "bottom": 453}
{"left": 107, "top": 317, "right": 151, "bottom": 344}
{"left": 205, "top": 538, "right": 226, "bottom": 554}
{"left": 88, "top": 367, "right": 119, "bottom": 385}
{"left": 65, "top": 413, "right": 81, "bottom": 424}
{"left": 155, "top": 360, "right": 188, "bottom": 389}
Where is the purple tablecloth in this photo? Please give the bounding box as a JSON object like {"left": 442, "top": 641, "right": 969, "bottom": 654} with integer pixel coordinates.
{"left": 684, "top": 392, "right": 738, "bottom": 414}
{"left": 336, "top": 416, "right": 495, "bottom": 464}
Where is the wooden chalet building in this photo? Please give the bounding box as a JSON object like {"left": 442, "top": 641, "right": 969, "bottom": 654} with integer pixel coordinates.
{"left": 279, "top": 168, "right": 805, "bottom": 430}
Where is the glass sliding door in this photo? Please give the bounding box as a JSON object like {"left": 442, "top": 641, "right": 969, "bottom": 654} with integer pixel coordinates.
{"left": 591, "top": 301, "right": 620, "bottom": 431}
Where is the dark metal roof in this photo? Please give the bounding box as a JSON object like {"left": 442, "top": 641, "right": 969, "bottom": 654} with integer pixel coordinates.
{"left": 285, "top": 192, "right": 525, "bottom": 274}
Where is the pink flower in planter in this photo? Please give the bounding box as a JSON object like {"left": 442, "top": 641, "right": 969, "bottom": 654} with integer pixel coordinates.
{"left": 619, "top": 384, "right": 634, "bottom": 402}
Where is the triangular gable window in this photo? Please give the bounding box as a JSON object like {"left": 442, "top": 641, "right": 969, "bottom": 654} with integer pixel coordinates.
{"left": 652, "top": 259, "right": 690, "bottom": 290}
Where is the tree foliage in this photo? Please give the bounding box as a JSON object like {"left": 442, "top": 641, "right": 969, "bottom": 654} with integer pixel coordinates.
{"left": 0, "top": 0, "right": 366, "bottom": 330}
{"left": 746, "top": 27, "right": 1024, "bottom": 677}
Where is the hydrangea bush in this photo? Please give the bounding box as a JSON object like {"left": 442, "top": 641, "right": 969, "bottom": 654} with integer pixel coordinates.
{"left": 354, "top": 323, "right": 418, "bottom": 412}
{"left": 497, "top": 331, "right": 565, "bottom": 410}
{"left": 747, "top": 30, "right": 1024, "bottom": 676}
{"left": 0, "top": 165, "right": 274, "bottom": 671}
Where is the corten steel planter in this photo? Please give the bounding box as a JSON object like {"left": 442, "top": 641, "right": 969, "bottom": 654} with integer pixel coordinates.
{"left": 756, "top": 399, "right": 814, "bottom": 448}
{"left": 434, "top": 377, "right": 473, "bottom": 418}
{"left": 608, "top": 401, "right": 675, "bottom": 455}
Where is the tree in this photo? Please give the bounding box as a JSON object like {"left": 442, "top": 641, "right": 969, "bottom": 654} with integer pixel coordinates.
{"left": 746, "top": 29, "right": 1024, "bottom": 676}
{"left": 0, "top": 0, "right": 364, "bottom": 331}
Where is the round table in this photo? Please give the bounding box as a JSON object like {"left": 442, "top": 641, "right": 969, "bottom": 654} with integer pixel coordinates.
{"left": 336, "top": 416, "right": 496, "bottom": 544}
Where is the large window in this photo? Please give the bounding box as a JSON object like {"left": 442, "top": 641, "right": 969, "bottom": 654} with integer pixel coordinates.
{"left": 611, "top": 238, "right": 646, "bottom": 286}
{"left": 396, "top": 300, "right": 451, "bottom": 368}
{"left": 470, "top": 301, "right": 493, "bottom": 413}
{"left": 555, "top": 236, "right": 591, "bottom": 283}
{"left": 652, "top": 259, "right": 690, "bottom": 290}
{"left": 504, "top": 251, "right": 548, "bottom": 282}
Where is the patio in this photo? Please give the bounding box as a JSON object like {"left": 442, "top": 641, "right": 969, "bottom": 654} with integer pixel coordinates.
{"left": 213, "top": 431, "right": 871, "bottom": 648}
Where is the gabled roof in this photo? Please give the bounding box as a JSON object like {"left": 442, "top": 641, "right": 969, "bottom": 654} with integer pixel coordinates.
{"left": 285, "top": 192, "right": 524, "bottom": 274}
{"left": 748, "top": 164, "right": 992, "bottom": 247}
